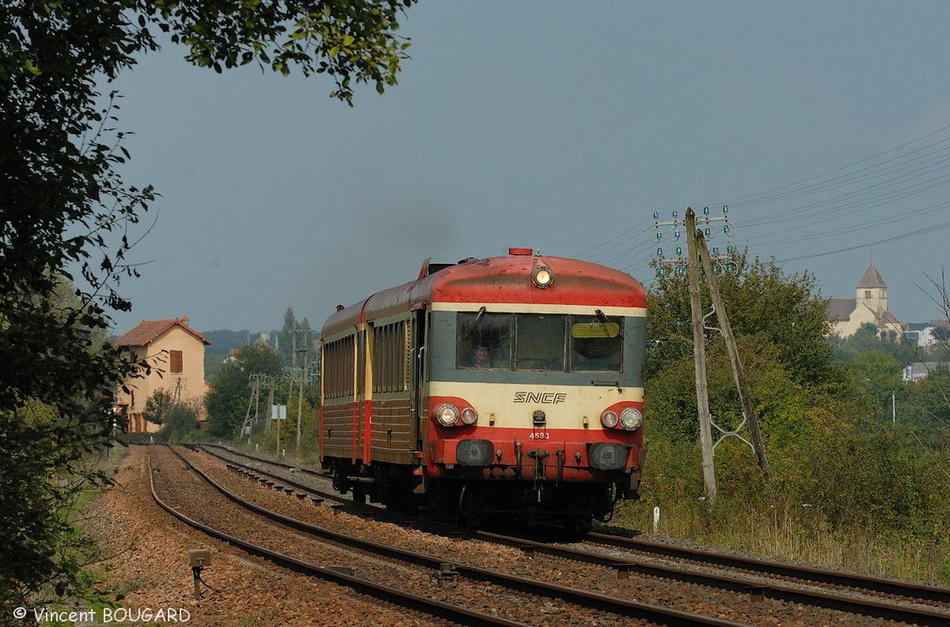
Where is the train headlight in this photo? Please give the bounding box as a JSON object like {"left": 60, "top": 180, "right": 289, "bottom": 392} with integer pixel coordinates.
{"left": 620, "top": 408, "right": 643, "bottom": 431}
{"left": 600, "top": 410, "right": 619, "bottom": 429}
{"left": 436, "top": 404, "right": 460, "bottom": 427}
{"left": 461, "top": 407, "right": 478, "bottom": 425}
{"left": 532, "top": 266, "right": 554, "bottom": 288}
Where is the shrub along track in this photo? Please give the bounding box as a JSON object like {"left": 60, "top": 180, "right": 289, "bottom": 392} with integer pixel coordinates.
{"left": 181, "top": 444, "right": 944, "bottom": 625}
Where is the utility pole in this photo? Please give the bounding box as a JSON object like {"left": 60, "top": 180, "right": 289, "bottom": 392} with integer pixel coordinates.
{"left": 685, "top": 208, "right": 718, "bottom": 503}
{"left": 265, "top": 377, "right": 275, "bottom": 434}
{"left": 296, "top": 328, "right": 309, "bottom": 449}
{"left": 695, "top": 229, "right": 768, "bottom": 473}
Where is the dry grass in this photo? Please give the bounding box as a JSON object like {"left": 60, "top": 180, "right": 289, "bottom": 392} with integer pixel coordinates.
{"left": 614, "top": 497, "right": 950, "bottom": 584}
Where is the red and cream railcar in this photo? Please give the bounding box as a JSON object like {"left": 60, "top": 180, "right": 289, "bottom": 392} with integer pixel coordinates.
{"left": 320, "top": 248, "right": 647, "bottom": 526}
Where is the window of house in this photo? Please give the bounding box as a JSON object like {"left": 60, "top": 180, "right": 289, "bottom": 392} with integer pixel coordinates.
{"left": 169, "top": 350, "right": 183, "bottom": 374}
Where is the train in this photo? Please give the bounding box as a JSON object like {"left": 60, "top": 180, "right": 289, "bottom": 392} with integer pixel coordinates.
{"left": 319, "top": 248, "right": 647, "bottom": 529}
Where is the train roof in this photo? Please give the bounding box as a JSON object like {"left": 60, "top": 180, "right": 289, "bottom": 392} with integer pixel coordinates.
{"left": 322, "top": 250, "right": 646, "bottom": 338}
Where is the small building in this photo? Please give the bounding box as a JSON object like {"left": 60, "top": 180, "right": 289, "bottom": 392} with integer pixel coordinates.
{"left": 903, "top": 362, "right": 950, "bottom": 382}
{"left": 826, "top": 263, "right": 903, "bottom": 339}
{"left": 904, "top": 320, "right": 950, "bottom": 348}
{"left": 114, "top": 316, "right": 211, "bottom": 433}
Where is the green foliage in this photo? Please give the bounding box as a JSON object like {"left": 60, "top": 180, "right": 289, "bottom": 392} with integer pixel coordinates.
{"left": 648, "top": 249, "right": 836, "bottom": 388}
{"left": 278, "top": 307, "right": 313, "bottom": 367}
{"left": 899, "top": 367, "right": 950, "bottom": 440}
{"left": 1, "top": 0, "right": 414, "bottom": 609}
{"left": 803, "top": 419, "right": 950, "bottom": 540}
{"left": 142, "top": 389, "right": 174, "bottom": 425}
{"left": 634, "top": 250, "right": 950, "bottom": 581}
{"left": 205, "top": 343, "right": 281, "bottom": 438}
{"left": 830, "top": 323, "right": 919, "bottom": 366}
{"left": 845, "top": 349, "right": 902, "bottom": 416}
{"left": 151, "top": 0, "right": 415, "bottom": 104}
{"left": 646, "top": 249, "right": 840, "bottom": 451}
{"left": 155, "top": 403, "right": 200, "bottom": 442}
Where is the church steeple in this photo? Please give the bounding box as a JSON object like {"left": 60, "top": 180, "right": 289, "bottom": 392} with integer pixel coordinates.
{"left": 856, "top": 262, "right": 887, "bottom": 315}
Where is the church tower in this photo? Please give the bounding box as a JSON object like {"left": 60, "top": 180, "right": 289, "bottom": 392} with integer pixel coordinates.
{"left": 856, "top": 262, "right": 887, "bottom": 316}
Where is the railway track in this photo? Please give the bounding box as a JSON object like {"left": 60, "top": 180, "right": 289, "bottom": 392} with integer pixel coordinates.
{"left": 158, "top": 445, "right": 743, "bottom": 625}
{"left": 197, "top": 442, "right": 950, "bottom": 626}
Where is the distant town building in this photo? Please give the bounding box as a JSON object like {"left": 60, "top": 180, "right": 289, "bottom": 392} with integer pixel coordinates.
{"left": 904, "top": 320, "right": 950, "bottom": 348}
{"left": 903, "top": 362, "right": 950, "bottom": 382}
{"left": 826, "top": 263, "right": 903, "bottom": 339}
{"left": 114, "top": 316, "right": 211, "bottom": 433}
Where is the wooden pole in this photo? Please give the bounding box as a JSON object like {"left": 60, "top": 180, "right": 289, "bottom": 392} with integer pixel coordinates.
{"left": 695, "top": 230, "right": 768, "bottom": 473}
{"left": 685, "top": 208, "right": 717, "bottom": 503}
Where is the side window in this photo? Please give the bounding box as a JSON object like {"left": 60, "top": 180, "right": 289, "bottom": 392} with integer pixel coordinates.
{"left": 514, "top": 314, "right": 566, "bottom": 371}
{"left": 372, "top": 321, "right": 408, "bottom": 393}
{"left": 570, "top": 316, "right": 623, "bottom": 372}
{"left": 324, "top": 335, "right": 355, "bottom": 398}
{"left": 456, "top": 312, "right": 510, "bottom": 369}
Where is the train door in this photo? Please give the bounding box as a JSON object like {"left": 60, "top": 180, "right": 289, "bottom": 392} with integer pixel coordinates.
{"left": 410, "top": 307, "right": 427, "bottom": 453}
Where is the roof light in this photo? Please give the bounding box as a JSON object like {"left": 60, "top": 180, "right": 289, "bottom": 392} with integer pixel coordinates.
{"left": 532, "top": 266, "right": 554, "bottom": 288}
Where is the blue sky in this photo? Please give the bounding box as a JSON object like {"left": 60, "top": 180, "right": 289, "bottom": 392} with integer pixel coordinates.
{"left": 107, "top": 2, "right": 950, "bottom": 333}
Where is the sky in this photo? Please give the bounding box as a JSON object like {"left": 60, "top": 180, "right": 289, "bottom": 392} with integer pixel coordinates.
{"left": 105, "top": 1, "right": 950, "bottom": 335}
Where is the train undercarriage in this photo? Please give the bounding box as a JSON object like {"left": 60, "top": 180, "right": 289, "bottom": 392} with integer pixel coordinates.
{"left": 325, "top": 457, "right": 636, "bottom": 530}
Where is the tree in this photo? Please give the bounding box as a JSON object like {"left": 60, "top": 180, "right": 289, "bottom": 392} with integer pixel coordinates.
{"left": 648, "top": 249, "right": 837, "bottom": 388}
{"left": 143, "top": 389, "right": 174, "bottom": 425}
{"left": 205, "top": 343, "right": 281, "bottom": 438}
{"left": 0, "top": 280, "right": 129, "bottom": 608}
{"left": 278, "top": 307, "right": 313, "bottom": 367}
{"left": 847, "top": 350, "right": 902, "bottom": 414}
{"left": 1, "top": 0, "right": 415, "bottom": 609}
{"left": 644, "top": 249, "right": 846, "bottom": 472}
{"left": 161, "top": 403, "right": 200, "bottom": 442}
{"left": 830, "top": 323, "right": 918, "bottom": 366}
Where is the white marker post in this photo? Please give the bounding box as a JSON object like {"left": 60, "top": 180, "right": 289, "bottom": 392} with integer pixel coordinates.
{"left": 271, "top": 404, "right": 286, "bottom": 457}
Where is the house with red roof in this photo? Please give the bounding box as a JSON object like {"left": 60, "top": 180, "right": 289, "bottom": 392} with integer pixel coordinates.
{"left": 114, "top": 316, "right": 212, "bottom": 433}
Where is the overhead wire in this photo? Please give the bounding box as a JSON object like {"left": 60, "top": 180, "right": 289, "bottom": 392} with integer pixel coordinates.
{"left": 578, "top": 123, "right": 950, "bottom": 274}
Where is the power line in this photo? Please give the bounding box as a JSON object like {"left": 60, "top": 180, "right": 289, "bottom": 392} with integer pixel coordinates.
{"left": 578, "top": 123, "right": 950, "bottom": 272}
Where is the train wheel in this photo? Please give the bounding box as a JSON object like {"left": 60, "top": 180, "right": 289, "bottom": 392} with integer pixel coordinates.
{"left": 457, "top": 483, "right": 481, "bottom": 527}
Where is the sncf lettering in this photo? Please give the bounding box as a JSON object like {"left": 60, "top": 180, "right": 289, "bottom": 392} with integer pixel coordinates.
{"left": 512, "top": 392, "right": 566, "bottom": 404}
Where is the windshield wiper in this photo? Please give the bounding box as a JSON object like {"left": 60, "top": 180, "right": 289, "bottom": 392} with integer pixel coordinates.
{"left": 595, "top": 309, "right": 624, "bottom": 339}
{"left": 463, "top": 306, "right": 487, "bottom": 338}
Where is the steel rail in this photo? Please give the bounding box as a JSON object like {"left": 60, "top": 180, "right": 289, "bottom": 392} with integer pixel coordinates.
{"left": 472, "top": 529, "right": 950, "bottom": 626}
{"left": 148, "top": 452, "right": 523, "bottom": 627}
{"left": 588, "top": 531, "right": 950, "bottom": 605}
{"left": 166, "top": 445, "right": 746, "bottom": 627}
{"left": 193, "top": 444, "right": 347, "bottom": 505}
{"left": 195, "top": 444, "right": 950, "bottom": 624}
{"left": 197, "top": 444, "right": 950, "bottom": 624}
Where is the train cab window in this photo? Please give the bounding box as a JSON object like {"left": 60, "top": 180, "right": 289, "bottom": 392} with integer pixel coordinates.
{"left": 570, "top": 316, "right": 623, "bottom": 372}
{"left": 457, "top": 312, "right": 509, "bottom": 369}
{"left": 514, "top": 314, "right": 566, "bottom": 371}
